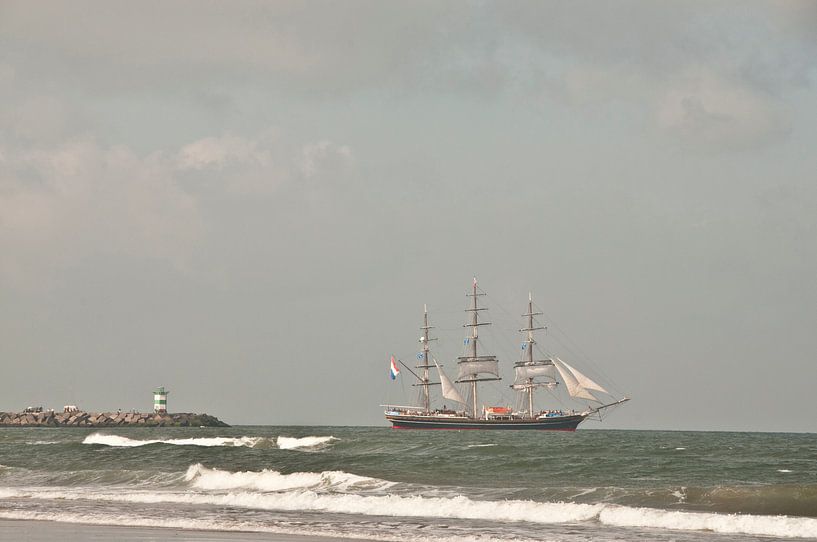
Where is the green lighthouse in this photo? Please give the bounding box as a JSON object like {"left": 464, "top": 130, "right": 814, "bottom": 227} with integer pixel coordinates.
{"left": 153, "top": 386, "right": 169, "bottom": 413}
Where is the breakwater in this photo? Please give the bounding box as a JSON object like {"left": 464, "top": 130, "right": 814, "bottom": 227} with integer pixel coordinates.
{"left": 0, "top": 411, "right": 229, "bottom": 427}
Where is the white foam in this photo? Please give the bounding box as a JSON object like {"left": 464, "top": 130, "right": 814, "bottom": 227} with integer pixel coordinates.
{"left": 12, "top": 487, "right": 817, "bottom": 538}
{"left": 9, "top": 466, "right": 817, "bottom": 539}
{"left": 82, "top": 433, "right": 264, "bottom": 448}
{"left": 778, "top": 469, "right": 793, "bottom": 473}
{"left": 0, "top": 488, "right": 20, "bottom": 499}
{"left": 599, "top": 505, "right": 817, "bottom": 538}
{"left": 276, "top": 435, "right": 337, "bottom": 450}
{"left": 466, "top": 444, "right": 497, "bottom": 448}
{"left": 671, "top": 487, "right": 687, "bottom": 503}
{"left": 675, "top": 447, "right": 686, "bottom": 450}
{"left": 0, "top": 509, "right": 527, "bottom": 542}
{"left": 184, "top": 464, "right": 394, "bottom": 492}
{"left": 185, "top": 463, "right": 394, "bottom": 491}
{"left": 8, "top": 486, "right": 602, "bottom": 525}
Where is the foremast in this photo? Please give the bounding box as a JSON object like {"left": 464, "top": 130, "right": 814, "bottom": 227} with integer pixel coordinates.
{"left": 512, "top": 293, "right": 557, "bottom": 418}
{"left": 456, "top": 278, "right": 501, "bottom": 418}
{"left": 416, "top": 304, "right": 436, "bottom": 413}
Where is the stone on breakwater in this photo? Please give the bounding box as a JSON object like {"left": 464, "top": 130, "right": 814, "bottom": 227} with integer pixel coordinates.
{"left": 0, "top": 411, "right": 229, "bottom": 427}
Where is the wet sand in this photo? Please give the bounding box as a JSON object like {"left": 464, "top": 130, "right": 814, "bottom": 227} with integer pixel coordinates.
{"left": 0, "top": 519, "right": 363, "bottom": 542}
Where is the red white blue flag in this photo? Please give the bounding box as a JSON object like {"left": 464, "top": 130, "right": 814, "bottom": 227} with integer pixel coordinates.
{"left": 389, "top": 356, "right": 400, "bottom": 380}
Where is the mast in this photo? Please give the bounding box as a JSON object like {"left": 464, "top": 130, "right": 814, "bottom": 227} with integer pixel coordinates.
{"left": 469, "top": 279, "right": 480, "bottom": 418}
{"left": 512, "top": 293, "right": 551, "bottom": 418}
{"left": 417, "top": 304, "right": 436, "bottom": 413}
{"left": 456, "top": 278, "right": 500, "bottom": 418}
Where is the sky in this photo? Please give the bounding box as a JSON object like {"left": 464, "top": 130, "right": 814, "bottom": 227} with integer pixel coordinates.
{"left": 1, "top": 1, "right": 816, "bottom": 431}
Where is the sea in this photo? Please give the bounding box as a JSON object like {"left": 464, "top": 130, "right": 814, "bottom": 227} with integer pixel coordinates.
{"left": 1, "top": 426, "right": 815, "bottom": 541}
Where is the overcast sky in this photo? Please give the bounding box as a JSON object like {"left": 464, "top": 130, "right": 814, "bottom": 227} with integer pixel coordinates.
{"left": 1, "top": 1, "right": 815, "bottom": 431}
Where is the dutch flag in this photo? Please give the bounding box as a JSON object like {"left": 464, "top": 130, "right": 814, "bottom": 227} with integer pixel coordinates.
{"left": 389, "top": 356, "right": 400, "bottom": 380}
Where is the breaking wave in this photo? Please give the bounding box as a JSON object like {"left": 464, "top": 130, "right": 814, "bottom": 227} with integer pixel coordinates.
{"left": 0, "top": 488, "right": 18, "bottom": 499}
{"left": 81, "top": 433, "right": 337, "bottom": 450}
{"left": 82, "top": 434, "right": 266, "bottom": 448}
{"left": 2, "top": 486, "right": 601, "bottom": 524}
{"left": 7, "top": 472, "right": 817, "bottom": 538}
{"left": 184, "top": 464, "right": 394, "bottom": 492}
{"left": 276, "top": 435, "right": 337, "bottom": 450}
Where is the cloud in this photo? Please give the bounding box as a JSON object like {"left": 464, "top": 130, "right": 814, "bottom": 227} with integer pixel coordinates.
{"left": 656, "top": 68, "right": 790, "bottom": 150}
{"left": 0, "top": 130, "right": 356, "bottom": 285}
{"left": 0, "top": 139, "right": 201, "bottom": 284}
{"left": 177, "top": 133, "right": 272, "bottom": 171}
{"left": 297, "top": 141, "right": 354, "bottom": 179}
{"left": 1, "top": 1, "right": 813, "bottom": 158}
{"left": 0, "top": 1, "right": 458, "bottom": 95}
{"left": 174, "top": 133, "right": 355, "bottom": 194}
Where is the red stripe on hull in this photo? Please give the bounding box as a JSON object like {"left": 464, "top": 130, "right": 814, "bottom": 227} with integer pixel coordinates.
{"left": 391, "top": 424, "right": 577, "bottom": 431}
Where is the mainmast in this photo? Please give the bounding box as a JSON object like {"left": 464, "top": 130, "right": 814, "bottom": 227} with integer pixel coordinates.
{"left": 416, "top": 304, "right": 436, "bottom": 413}
{"left": 456, "top": 278, "right": 500, "bottom": 418}
{"left": 512, "top": 293, "right": 554, "bottom": 418}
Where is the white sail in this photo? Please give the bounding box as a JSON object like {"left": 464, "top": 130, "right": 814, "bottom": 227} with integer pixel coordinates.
{"left": 514, "top": 364, "right": 555, "bottom": 383}
{"left": 558, "top": 358, "right": 608, "bottom": 394}
{"left": 435, "top": 361, "right": 466, "bottom": 405}
{"left": 552, "top": 357, "right": 598, "bottom": 402}
{"left": 457, "top": 359, "right": 500, "bottom": 379}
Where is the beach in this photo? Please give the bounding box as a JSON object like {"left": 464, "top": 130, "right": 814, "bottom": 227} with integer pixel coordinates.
{"left": 0, "top": 519, "right": 364, "bottom": 542}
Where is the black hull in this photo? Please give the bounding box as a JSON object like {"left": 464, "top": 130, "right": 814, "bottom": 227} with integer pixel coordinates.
{"left": 386, "top": 414, "right": 586, "bottom": 431}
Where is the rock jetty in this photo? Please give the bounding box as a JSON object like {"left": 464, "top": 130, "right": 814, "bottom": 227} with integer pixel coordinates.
{"left": 0, "top": 411, "right": 229, "bottom": 427}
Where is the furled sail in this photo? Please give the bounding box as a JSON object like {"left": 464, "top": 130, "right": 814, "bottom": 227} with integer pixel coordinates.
{"left": 435, "top": 361, "right": 466, "bottom": 405}
{"left": 513, "top": 363, "right": 555, "bottom": 383}
{"left": 457, "top": 359, "right": 500, "bottom": 379}
{"left": 511, "top": 381, "right": 557, "bottom": 390}
{"left": 552, "top": 357, "right": 599, "bottom": 402}
{"left": 558, "top": 358, "right": 608, "bottom": 394}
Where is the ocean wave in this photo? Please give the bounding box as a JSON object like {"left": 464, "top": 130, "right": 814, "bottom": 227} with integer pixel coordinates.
{"left": 185, "top": 463, "right": 394, "bottom": 492}
{"left": 466, "top": 444, "right": 497, "bottom": 448}
{"left": 82, "top": 433, "right": 266, "bottom": 448}
{"left": 80, "top": 433, "right": 335, "bottom": 450}
{"left": 0, "top": 463, "right": 186, "bottom": 489}
{"left": 276, "top": 435, "right": 337, "bottom": 450}
{"left": 0, "top": 489, "right": 19, "bottom": 499}
{"left": 9, "top": 488, "right": 602, "bottom": 524}
{"left": 682, "top": 484, "right": 817, "bottom": 517}
{"left": 6, "top": 484, "right": 817, "bottom": 538}
{"left": 599, "top": 505, "right": 817, "bottom": 538}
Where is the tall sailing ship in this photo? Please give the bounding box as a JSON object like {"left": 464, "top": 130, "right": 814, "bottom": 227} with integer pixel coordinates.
{"left": 384, "top": 279, "right": 629, "bottom": 430}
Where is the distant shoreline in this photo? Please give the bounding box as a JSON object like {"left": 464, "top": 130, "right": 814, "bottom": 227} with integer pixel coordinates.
{"left": 0, "top": 411, "right": 229, "bottom": 427}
